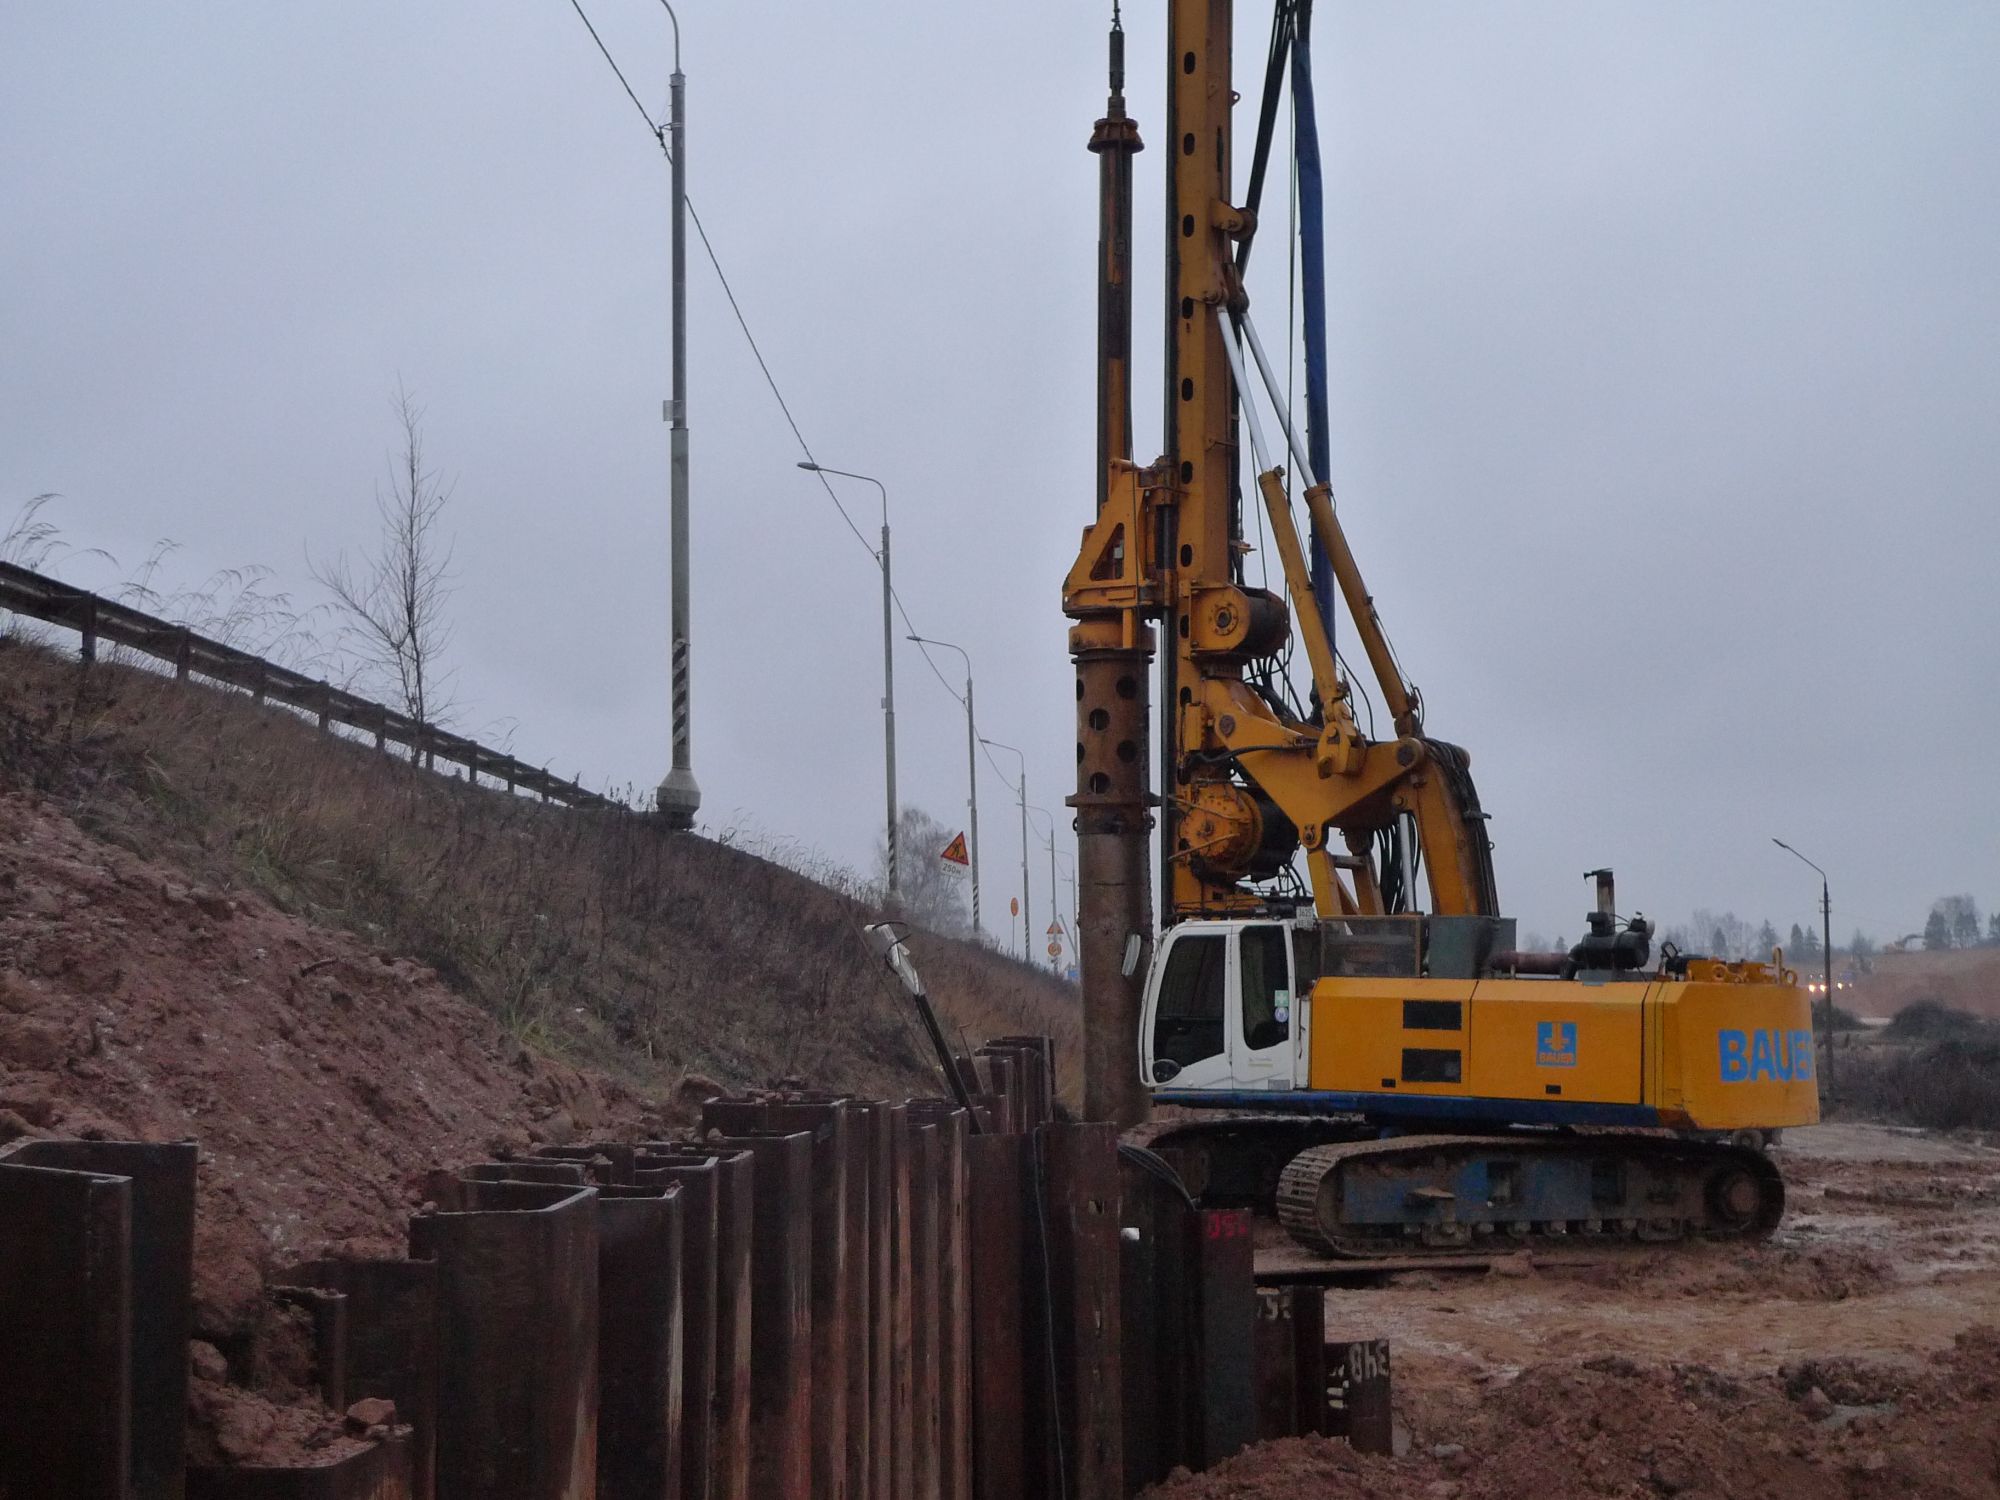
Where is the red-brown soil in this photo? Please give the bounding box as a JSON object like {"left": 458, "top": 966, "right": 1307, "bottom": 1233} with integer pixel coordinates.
{"left": 1846, "top": 947, "right": 2000, "bottom": 1021}
{"left": 1146, "top": 1326, "right": 2000, "bottom": 1499}
{"left": 1158, "top": 1126, "right": 2000, "bottom": 1497}
{"left": 0, "top": 788, "right": 652, "bottom": 1337}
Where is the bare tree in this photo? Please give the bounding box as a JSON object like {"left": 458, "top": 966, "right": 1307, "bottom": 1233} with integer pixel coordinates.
{"left": 878, "top": 805, "right": 972, "bottom": 935}
{"left": 313, "top": 384, "right": 457, "bottom": 740}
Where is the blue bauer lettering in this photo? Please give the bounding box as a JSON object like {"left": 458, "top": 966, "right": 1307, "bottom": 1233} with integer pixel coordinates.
{"left": 1718, "top": 1029, "right": 1749, "bottom": 1082}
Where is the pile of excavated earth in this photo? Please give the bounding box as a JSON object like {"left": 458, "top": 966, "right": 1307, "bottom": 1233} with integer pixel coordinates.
{"left": 1151, "top": 1124, "right": 2000, "bottom": 1498}
{"left": 1145, "top": 1327, "right": 2000, "bottom": 1499}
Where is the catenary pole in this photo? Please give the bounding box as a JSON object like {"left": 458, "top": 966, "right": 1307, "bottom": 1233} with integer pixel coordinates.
{"left": 655, "top": 4, "right": 701, "bottom": 827}
{"left": 801, "top": 462, "right": 897, "bottom": 896}
{"left": 910, "top": 635, "right": 982, "bottom": 938}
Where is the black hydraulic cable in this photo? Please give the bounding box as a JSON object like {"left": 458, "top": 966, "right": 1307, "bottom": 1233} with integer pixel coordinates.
{"left": 564, "top": 0, "right": 973, "bottom": 720}
{"left": 1237, "top": 0, "right": 1297, "bottom": 274}
{"left": 1118, "top": 1143, "right": 1198, "bottom": 1209}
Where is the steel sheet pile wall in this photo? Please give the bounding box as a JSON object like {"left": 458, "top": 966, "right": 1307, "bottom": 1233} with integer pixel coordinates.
{"left": 0, "top": 1032, "right": 1315, "bottom": 1500}
{"left": 1116, "top": 1158, "right": 1260, "bottom": 1492}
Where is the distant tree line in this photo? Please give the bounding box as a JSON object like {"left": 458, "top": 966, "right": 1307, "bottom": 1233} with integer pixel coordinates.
{"left": 1621, "top": 893, "right": 2000, "bottom": 963}
{"left": 1922, "top": 893, "right": 1999, "bottom": 951}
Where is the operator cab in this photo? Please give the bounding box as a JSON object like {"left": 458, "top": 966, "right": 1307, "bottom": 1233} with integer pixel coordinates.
{"left": 1141, "top": 919, "right": 1310, "bottom": 1093}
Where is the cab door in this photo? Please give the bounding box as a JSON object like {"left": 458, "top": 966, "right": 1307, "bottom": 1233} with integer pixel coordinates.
{"left": 1228, "top": 923, "right": 1297, "bottom": 1090}
{"left": 1143, "top": 927, "right": 1233, "bottom": 1091}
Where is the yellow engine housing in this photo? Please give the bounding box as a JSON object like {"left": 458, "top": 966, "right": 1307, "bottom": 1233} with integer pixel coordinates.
{"left": 1307, "top": 963, "right": 1819, "bottom": 1133}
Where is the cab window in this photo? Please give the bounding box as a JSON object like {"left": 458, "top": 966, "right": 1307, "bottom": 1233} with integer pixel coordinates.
{"left": 1153, "top": 933, "right": 1226, "bottom": 1069}
{"left": 1240, "top": 924, "right": 1292, "bottom": 1050}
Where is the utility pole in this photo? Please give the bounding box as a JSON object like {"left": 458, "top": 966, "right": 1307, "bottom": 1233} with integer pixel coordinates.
{"left": 800, "top": 462, "right": 896, "bottom": 897}
{"left": 1773, "top": 838, "right": 1837, "bottom": 1098}
{"left": 985, "top": 738, "right": 1030, "bottom": 959}
{"left": 910, "top": 635, "right": 981, "bottom": 938}
{"left": 1030, "top": 805, "right": 1061, "bottom": 972}
{"left": 655, "top": 4, "right": 701, "bottom": 829}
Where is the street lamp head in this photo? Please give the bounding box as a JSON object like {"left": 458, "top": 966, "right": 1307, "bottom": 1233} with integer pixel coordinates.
{"left": 795, "top": 461, "right": 820, "bottom": 472}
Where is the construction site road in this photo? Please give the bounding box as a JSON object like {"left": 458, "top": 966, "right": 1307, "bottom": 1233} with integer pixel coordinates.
{"left": 1331, "top": 1123, "right": 2000, "bottom": 1379}
{"left": 1149, "top": 1122, "right": 2000, "bottom": 1498}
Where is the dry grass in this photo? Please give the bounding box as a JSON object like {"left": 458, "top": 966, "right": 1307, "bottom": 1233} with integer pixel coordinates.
{"left": 1832, "top": 1005, "right": 2000, "bottom": 1132}
{"left": 0, "top": 637, "right": 1079, "bottom": 1104}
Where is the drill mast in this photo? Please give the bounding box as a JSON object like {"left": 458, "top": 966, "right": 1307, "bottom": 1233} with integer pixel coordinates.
{"left": 1066, "top": 0, "right": 1500, "bottom": 1121}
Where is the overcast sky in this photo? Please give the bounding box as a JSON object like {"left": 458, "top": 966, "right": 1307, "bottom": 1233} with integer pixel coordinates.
{"left": 3, "top": 2, "right": 1996, "bottom": 950}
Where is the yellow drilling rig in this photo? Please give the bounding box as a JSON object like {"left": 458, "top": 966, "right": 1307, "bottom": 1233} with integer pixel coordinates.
{"left": 1065, "top": 0, "right": 1818, "bottom": 1259}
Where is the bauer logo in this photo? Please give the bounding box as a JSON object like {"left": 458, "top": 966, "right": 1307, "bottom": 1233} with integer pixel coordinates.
{"left": 1536, "top": 1020, "right": 1577, "bottom": 1068}
{"left": 1717, "top": 1028, "right": 1815, "bottom": 1083}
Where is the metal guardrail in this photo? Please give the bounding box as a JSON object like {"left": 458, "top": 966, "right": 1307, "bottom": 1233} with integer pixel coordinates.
{"left": 0, "top": 558, "right": 616, "bottom": 811}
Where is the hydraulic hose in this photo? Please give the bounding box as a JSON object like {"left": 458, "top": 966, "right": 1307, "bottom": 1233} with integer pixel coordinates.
{"left": 1290, "top": 0, "right": 1338, "bottom": 641}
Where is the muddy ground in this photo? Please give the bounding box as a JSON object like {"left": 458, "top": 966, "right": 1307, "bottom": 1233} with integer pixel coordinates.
{"left": 1152, "top": 1122, "right": 2000, "bottom": 1497}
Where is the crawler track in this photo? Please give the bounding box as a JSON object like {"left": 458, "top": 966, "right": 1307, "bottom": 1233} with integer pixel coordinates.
{"left": 1275, "top": 1132, "right": 1785, "bottom": 1259}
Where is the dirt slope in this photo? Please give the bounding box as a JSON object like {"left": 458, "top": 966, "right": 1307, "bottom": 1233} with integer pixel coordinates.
{"left": 1846, "top": 947, "right": 2000, "bottom": 1021}
{"left": 0, "top": 636, "right": 1076, "bottom": 1336}
{"left": 0, "top": 787, "right": 649, "bottom": 1332}
{"left": 0, "top": 637, "right": 1076, "bottom": 1096}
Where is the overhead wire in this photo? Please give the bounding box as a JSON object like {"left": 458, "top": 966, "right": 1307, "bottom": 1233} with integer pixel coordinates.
{"left": 564, "top": 0, "right": 989, "bottom": 753}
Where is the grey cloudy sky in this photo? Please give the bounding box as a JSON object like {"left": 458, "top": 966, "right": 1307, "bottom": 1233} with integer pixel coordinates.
{"left": 3, "top": 2, "right": 1996, "bottom": 950}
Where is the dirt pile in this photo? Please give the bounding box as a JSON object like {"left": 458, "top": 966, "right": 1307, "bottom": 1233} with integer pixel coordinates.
{"left": 1846, "top": 948, "right": 2000, "bottom": 1022}
{"left": 0, "top": 788, "right": 650, "bottom": 1335}
{"left": 1146, "top": 1328, "right": 2000, "bottom": 1500}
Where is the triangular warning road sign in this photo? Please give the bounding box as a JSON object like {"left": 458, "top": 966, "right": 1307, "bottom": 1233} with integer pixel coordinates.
{"left": 1046, "top": 920, "right": 1063, "bottom": 936}
{"left": 940, "top": 832, "right": 970, "bottom": 866}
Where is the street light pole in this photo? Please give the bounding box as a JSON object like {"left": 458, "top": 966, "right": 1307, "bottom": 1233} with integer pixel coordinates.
{"left": 1773, "top": 837, "right": 1836, "bottom": 1098}
{"left": 800, "top": 462, "right": 897, "bottom": 897}
{"left": 1029, "top": 804, "right": 1061, "bottom": 972}
{"left": 909, "top": 634, "right": 981, "bottom": 939}
{"left": 654, "top": 2, "right": 702, "bottom": 829}
{"left": 984, "top": 738, "right": 1030, "bottom": 959}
